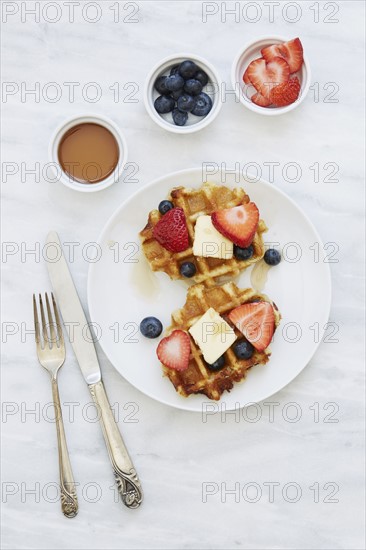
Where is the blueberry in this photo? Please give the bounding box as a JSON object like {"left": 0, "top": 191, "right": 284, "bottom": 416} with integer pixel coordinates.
{"left": 154, "top": 76, "right": 169, "bottom": 95}
{"left": 172, "top": 108, "right": 188, "bottom": 126}
{"left": 154, "top": 95, "right": 175, "bottom": 114}
{"left": 234, "top": 244, "right": 254, "bottom": 261}
{"left": 180, "top": 262, "right": 196, "bottom": 278}
{"left": 206, "top": 355, "right": 226, "bottom": 371}
{"left": 184, "top": 79, "right": 203, "bottom": 96}
{"left": 233, "top": 339, "right": 254, "bottom": 360}
{"left": 191, "top": 92, "right": 212, "bottom": 116}
{"left": 170, "top": 64, "right": 180, "bottom": 75}
{"left": 171, "top": 89, "right": 184, "bottom": 100}
{"left": 165, "top": 74, "right": 185, "bottom": 92}
{"left": 140, "top": 317, "right": 163, "bottom": 339}
{"left": 177, "top": 93, "right": 195, "bottom": 112}
{"left": 194, "top": 69, "right": 209, "bottom": 87}
{"left": 178, "top": 60, "right": 198, "bottom": 79}
{"left": 264, "top": 249, "right": 281, "bottom": 266}
{"left": 158, "top": 200, "right": 174, "bottom": 215}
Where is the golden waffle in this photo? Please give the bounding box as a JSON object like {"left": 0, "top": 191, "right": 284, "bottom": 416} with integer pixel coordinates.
{"left": 162, "top": 282, "right": 281, "bottom": 401}
{"left": 140, "top": 183, "right": 267, "bottom": 287}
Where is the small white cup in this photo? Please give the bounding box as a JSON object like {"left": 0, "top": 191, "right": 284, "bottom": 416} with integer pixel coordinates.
{"left": 144, "top": 53, "right": 222, "bottom": 134}
{"left": 231, "top": 36, "right": 311, "bottom": 116}
{"left": 49, "top": 114, "right": 128, "bottom": 192}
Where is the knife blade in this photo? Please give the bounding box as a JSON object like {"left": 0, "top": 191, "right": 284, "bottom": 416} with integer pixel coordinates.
{"left": 45, "top": 231, "right": 143, "bottom": 509}
{"left": 45, "top": 231, "right": 100, "bottom": 385}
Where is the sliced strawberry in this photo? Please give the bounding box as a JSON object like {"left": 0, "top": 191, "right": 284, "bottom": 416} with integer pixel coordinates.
{"left": 261, "top": 38, "right": 304, "bottom": 73}
{"left": 157, "top": 330, "right": 191, "bottom": 371}
{"left": 243, "top": 66, "right": 251, "bottom": 85}
{"left": 153, "top": 207, "right": 189, "bottom": 253}
{"left": 251, "top": 92, "right": 271, "bottom": 107}
{"left": 270, "top": 76, "right": 301, "bottom": 107}
{"left": 211, "top": 202, "right": 259, "bottom": 248}
{"left": 228, "top": 302, "right": 275, "bottom": 352}
{"left": 246, "top": 57, "right": 290, "bottom": 99}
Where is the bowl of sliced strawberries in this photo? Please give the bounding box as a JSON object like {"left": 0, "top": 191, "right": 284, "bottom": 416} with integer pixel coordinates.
{"left": 231, "top": 36, "right": 310, "bottom": 115}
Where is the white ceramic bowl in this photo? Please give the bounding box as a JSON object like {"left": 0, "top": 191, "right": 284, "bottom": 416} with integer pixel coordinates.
{"left": 144, "top": 53, "right": 222, "bottom": 134}
{"left": 49, "top": 114, "right": 128, "bottom": 192}
{"left": 231, "top": 36, "right": 311, "bottom": 116}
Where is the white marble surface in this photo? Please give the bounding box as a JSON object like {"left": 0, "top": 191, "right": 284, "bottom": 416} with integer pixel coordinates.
{"left": 1, "top": 1, "right": 365, "bottom": 549}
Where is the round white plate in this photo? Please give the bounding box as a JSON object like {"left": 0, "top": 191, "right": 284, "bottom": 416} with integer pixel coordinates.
{"left": 87, "top": 168, "right": 331, "bottom": 412}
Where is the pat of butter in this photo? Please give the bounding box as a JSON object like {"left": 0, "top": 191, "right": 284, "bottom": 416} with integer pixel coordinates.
{"left": 189, "top": 307, "right": 237, "bottom": 365}
{"left": 193, "top": 215, "right": 233, "bottom": 259}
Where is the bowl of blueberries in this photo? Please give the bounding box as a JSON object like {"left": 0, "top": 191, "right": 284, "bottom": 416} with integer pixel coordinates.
{"left": 144, "top": 54, "right": 222, "bottom": 133}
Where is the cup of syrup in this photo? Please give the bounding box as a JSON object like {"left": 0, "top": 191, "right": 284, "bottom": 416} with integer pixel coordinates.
{"left": 49, "top": 115, "right": 128, "bottom": 192}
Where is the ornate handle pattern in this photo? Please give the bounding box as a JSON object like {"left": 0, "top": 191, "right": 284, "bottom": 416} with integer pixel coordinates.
{"left": 51, "top": 377, "right": 78, "bottom": 518}
{"left": 89, "top": 380, "right": 143, "bottom": 509}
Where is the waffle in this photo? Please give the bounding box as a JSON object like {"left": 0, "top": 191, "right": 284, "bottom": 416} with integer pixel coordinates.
{"left": 140, "top": 183, "right": 267, "bottom": 287}
{"left": 162, "top": 282, "right": 281, "bottom": 400}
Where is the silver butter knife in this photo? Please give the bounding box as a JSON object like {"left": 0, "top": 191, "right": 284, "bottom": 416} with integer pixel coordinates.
{"left": 45, "top": 231, "right": 143, "bottom": 509}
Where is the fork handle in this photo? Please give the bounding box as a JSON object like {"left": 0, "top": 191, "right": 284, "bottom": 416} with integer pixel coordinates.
{"left": 51, "top": 377, "right": 78, "bottom": 518}
{"left": 88, "top": 380, "right": 143, "bottom": 509}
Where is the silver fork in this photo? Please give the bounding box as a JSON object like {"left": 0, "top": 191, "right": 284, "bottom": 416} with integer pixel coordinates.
{"left": 33, "top": 292, "right": 78, "bottom": 518}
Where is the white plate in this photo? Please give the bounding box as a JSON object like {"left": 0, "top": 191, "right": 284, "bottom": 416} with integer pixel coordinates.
{"left": 87, "top": 168, "right": 331, "bottom": 412}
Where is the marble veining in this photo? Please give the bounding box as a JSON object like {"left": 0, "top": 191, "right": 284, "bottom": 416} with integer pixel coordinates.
{"left": 1, "top": 2, "right": 365, "bottom": 549}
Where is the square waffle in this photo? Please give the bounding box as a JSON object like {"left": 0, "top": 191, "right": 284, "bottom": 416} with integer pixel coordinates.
{"left": 139, "top": 182, "right": 267, "bottom": 287}
{"left": 162, "top": 282, "right": 281, "bottom": 401}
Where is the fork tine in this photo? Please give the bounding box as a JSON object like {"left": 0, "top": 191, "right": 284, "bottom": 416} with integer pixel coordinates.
{"left": 33, "top": 294, "right": 40, "bottom": 344}
{"left": 51, "top": 293, "right": 64, "bottom": 348}
{"left": 45, "top": 293, "right": 56, "bottom": 345}
{"left": 39, "top": 293, "right": 49, "bottom": 348}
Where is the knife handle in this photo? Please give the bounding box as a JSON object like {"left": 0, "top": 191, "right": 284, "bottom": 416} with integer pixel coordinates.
{"left": 89, "top": 380, "right": 143, "bottom": 509}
